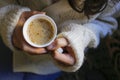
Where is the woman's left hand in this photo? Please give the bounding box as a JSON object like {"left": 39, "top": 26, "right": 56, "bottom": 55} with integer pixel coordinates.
{"left": 47, "top": 38, "right": 75, "bottom": 66}
{"left": 12, "top": 11, "right": 47, "bottom": 55}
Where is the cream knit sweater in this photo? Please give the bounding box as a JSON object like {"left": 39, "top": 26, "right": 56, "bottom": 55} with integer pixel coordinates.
{"left": 0, "top": 0, "right": 120, "bottom": 75}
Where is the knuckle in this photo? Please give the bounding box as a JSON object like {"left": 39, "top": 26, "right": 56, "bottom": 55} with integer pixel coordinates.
{"left": 56, "top": 39, "right": 61, "bottom": 45}
{"left": 23, "top": 45, "right": 28, "bottom": 51}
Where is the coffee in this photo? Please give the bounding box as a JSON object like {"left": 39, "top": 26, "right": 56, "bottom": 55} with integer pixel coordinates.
{"left": 23, "top": 14, "right": 57, "bottom": 47}
{"left": 27, "top": 19, "right": 54, "bottom": 45}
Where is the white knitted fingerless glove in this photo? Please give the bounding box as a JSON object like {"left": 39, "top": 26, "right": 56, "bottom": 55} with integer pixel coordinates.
{"left": 53, "top": 22, "right": 98, "bottom": 72}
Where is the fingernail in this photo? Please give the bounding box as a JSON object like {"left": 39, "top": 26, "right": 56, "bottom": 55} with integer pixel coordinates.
{"left": 48, "top": 45, "right": 54, "bottom": 50}
{"left": 56, "top": 48, "right": 63, "bottom": 53}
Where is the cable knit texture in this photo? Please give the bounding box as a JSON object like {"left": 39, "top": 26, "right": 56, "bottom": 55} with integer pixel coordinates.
{"left": 54, "top": 23, "right": 98, "bottom": 72}
{"left": 0, "top": 0, "right": 120, "bottom": 74}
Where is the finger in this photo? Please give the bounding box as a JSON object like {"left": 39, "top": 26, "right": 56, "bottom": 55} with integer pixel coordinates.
{"left": 47, "top": 38, "right": 68, "bottom": 50}
{"left": 32, "top": 11, "right": 46, "bottom": 15}
{"left": 66, "top": 46, "right": 75, "bottom": 57}
{"left": 53, "top": 50, "right": 75, "bottom": 65}
{"left": 56, "top": 38, "right": 68, "bottom": 47}
{"left": 23, "top": 45, "right": 47, "bottom": 55}
{"left": 17, "top": 11, "right": 46, "bottom": 27}
{"left": 47, "top": 41, "right": 57, "bottom": 50}
{"left": 22, "top": 11, "right": 46, "bottom": 21}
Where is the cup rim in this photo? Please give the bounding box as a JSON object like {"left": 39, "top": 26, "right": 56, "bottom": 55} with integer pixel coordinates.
{"left": 23, "top": 14, "right": 57, "bottom": 47}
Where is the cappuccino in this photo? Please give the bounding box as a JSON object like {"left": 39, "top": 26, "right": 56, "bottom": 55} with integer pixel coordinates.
{"left": 27, "top": 19, "right": 54, "bottom": 45}
{"left": 23, "top": 14, "right": 57, "bottom": 47}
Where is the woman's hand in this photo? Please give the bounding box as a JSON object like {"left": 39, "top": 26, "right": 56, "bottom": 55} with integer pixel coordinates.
{"left": 12, "top": 11, "right": 47, "bottom": 55}
{"left": 47, "top": 38, "right": 75, "bottom": 66}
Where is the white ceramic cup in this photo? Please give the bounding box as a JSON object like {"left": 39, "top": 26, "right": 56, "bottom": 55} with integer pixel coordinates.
{"left": 23, "top": 14, "right": 57, "bottom": 47}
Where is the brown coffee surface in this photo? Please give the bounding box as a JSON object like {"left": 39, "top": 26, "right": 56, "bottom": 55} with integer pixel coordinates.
{"left": 27, "top": 19, "right": 54, "bottom": 45}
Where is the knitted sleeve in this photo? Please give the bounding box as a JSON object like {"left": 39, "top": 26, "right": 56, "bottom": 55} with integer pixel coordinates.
{"left": 0, "top": 4, "right": 30, "bottom": 50}
{"left": 55, "top": 22, "right": 99, "bottom": 72}
{"left": 53, "top": 2, "right": 119, "bottom": 72}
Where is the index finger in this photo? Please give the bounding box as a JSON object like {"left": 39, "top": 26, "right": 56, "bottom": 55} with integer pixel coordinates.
{"left": 23, "top": 43, "right": 47, "bottom": 55}
{"left": 32, "top": 11, "right": 46, "bottom": 15}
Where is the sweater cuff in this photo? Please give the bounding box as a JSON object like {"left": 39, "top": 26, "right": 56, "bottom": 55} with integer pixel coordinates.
{"left": 54, "top": 27, "right": 97, "bottom": 72}
{"left": 0, "top": 5, "right": 31, "bottom": 50}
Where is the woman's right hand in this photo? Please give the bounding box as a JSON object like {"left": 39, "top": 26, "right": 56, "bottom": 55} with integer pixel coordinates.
{"left": 47, "top": 38, "right": 75, "bottom": 66}
{"left": 12, "top": 11, "right": 47, "bottom": 55}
